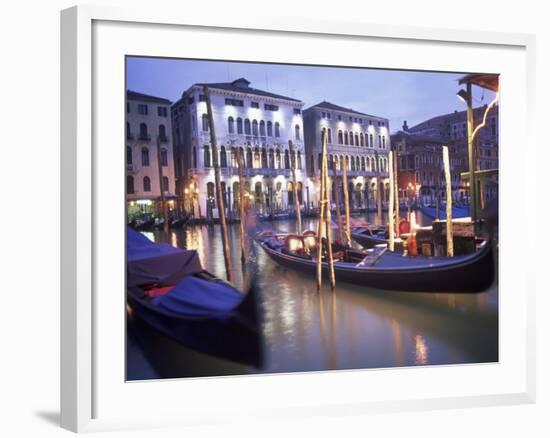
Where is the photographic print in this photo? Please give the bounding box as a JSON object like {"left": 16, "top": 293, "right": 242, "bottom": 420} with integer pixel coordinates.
{"left": 125, "top": 57, "right": 498, "bottom": 380}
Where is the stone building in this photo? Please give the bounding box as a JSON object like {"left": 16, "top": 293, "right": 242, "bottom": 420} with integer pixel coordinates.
{"left": 303, "top": 101, "right": 390, "bottom": 209}
{"left": 126, "top": 90, "right": 176, "bottom": 218}
{"left": 171, "top": 78, "right": 306, "bottom": 218}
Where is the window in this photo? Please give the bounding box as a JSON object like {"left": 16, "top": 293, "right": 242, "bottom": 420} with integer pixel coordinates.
{"left": 251, "top": 101, "right": 259, "bottom": 108}
{"left": 228, "top": 117, "right": 234, "bottom": 134}
{"left": 338, "top": 130, "right": 343, "bottom": 144}
{"left": 143, "top": 176, "right": 151, "bottom": 192}
{"left": 297, "top": 151, "right": 302, "bottom": 169}
{"left": 378, "top": 135, "right": 382, "bottom": 148}
{"left": 344, "top": 132, "right": 348, "bottom": 145}
{"left": 349, "top": 116, "right": 353, "bottom": 122}
{"left": 220, "top": 146, "right": 227, "bottom": 168}
{"left": 310, "top": 154, "right": 315, "bottom": 173}
{"left": 328, "top": 128, "right": 332, "bottom": 144}
{"left": 202, "top": 114, "right": 209, "bottom": 132}
{"left": 237, "top": 117, "right": 243, "bottom": 134}
{"left": 246, "top": 147, "right": 253, "bottom": 168}
{"left": 360, "top": 133, "right": 365, "bottom": 147}
{"left": 244, "top": 119, "right": 251, "bottom": 135}
{"left": 137, "top": 104, "right": 148, "bottom": 115}
{"left": 260, "top": 120, "right": 266, "bottom": 137}
{"left": 141, "top": 147, "right": 149, "bottom": 166}
{"left": 284, "top": 150, "right": 290, "bottom": 169}
{"left": 188, "top": 96, "right": 195, "bottom": 104}
{"left": 159, "top": 149, "right": 168, "bottom": 166}
{"left": 361, "top": 157, "right": 365, "bottom": 171}
{"left": 327, "top": 113, "right": 331, "bottom": 120}
{"left": 355, "top": 134, "right": 359, "bottom": 146}
{"left": 293, "top": 108, "right": 301, "bottom": 115}
{"left": 275, "top": 149, "right": 281, "bottom": 168}
{"left": 162, "top": 176, "right": 169, "bottom": 192}
{"left": 382, "top": 136, "right": 386, "bottom": 149}
{"left": 158, "top": 124, "right": 167, "bottom": 140}
{"left": 157, "top": 106, "right": 168, "bottom": 117}
{"left": 225, "top": 98, "right": 244, "bottom": 107}
{"left": 321, "top": 112, "right": 326, "bottom": 119}
{"left": 267, "top": 121, "right": 273, "bottom": 137}
{"left": 126, "top": 146, "right": 132, "bottom": 165}
{"left": 349, "top": 132, "right": 354, "bottom": 146}
{"left": 338, "top": 115, "right": 342, "bottom": 121}
{"left": 252, "top": 120, "right": 259, "bottom": 136}
{"left": 369, "top": 134, "right": 374, "bottom": 147}
{"left": 268, "top": 149, "right": 274, "bottom": 168}
{"left": 261, "top": 148, "right": 267, "bottom": 168}
{"left": 198, "top": 94, "right": 206, "bottom": 102}
{"left": 204, "top": 145, "right": 211, "bottom": 168}
{"left": 139, "top": 123, "right": 149, "bottom": 140}
{"left": 274, "top": 122, "right": 280, "bottom": 137}
{"left": 126, "top": 122, "right": 132, "bottom": 139}
{"left": 264, "top": 104, "right": 279, "bottom": 111}
{"left": 127, "top": 175, "right": 134, "bottom": 194}
{"left": 295, "top": 124, "right": 300, "bottom": 140}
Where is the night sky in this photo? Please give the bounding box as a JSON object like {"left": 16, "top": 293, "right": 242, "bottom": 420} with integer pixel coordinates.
{"left": 126, "top": 57, "right": 496, "bottom": 133}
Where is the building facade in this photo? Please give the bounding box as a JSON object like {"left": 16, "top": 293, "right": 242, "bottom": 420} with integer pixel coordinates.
{"left": 303, "top": 101, "right": 390, "bottom": 209}
{"left": 126, "top": 91, "right": 176, "bottom": 218}
{"left": 171, "top": 78, "right": 306, "bottom": 218}
{"left": 401, "top": 105, "right": 499, "bottom": 204}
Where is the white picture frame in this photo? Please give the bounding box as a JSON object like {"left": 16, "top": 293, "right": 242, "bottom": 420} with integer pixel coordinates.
{"left": 60, "top": 4, "right": 536, "bottom": 433}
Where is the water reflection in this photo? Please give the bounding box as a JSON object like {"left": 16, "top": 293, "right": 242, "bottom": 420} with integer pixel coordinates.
{"left": 132, "top": 213, "right": 498, "bottom": 378}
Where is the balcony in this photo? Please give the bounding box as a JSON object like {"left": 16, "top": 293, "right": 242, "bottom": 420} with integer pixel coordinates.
{"left": 159, "top": 135, "right": 170, "bottom": 143}
{"left": 187, "top": 166, "right": 292, "bottom": 178}
{"left": 138, "top": 134, "right": 151, "bottom": 141}
{"left": 127, "top": 163, "right": 138, "bottom": 173}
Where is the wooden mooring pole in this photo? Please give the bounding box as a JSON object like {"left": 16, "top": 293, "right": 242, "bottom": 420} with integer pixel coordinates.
{"left": 204, "top": 86, "right": 232, "bottom": 281}
{"left": 442, "top": 145, "right": 454, "bottom": 257}
{"left": 237, "top": 147, "right": 247, "bottom": 265}
{"left": 342, "top": 156, "right": 351, "bottom": 246}
{"left": 322, "top": 132, "right": 336, "bottom": 290}
{"left": 289, "top": 140, "right": 302, "bottom": 235}
{"left": 388, "top": 150, "right": 395, "bottom": 252}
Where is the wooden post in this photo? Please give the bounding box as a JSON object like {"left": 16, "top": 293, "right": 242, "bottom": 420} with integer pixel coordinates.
{"left": 393, "top": 149, "right": 399, "bottom": 236}
{"left": 388, "top": 150, "right": 395, "bottom": 252}
{"left": 442, "top": 145, "right": 454, "bottom": 257}
{"left": 331, "top": 158, "right": 343, "bottom": 242}
{"left": 156, "top": 136, "right": 169, "bottom": 233}
{"left": 322, "top": 133, "right": 336, "bottom": 290}
{"left": 237, "top": 148, "right": 246, "bottom": 265}
{"left": 375, "top": 151, "right": 382, "bottom": 225}
{"left": 203, "top": 86, "right": 232, "bottom": 281}
{"left": 289, "top": 140, "right": 302, "bottom": 235}
{"left": 341, "top": 156, "right": 351, "bottom": 246}
{"left": 316, "top": 150, "right": 326, "bottom": 292}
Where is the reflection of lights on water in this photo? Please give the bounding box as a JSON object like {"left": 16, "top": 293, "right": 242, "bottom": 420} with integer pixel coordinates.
{"left": 415, "top": 334, "right": 429, "bottom": 365}
{"left": 171, "top": 232, "right": 178, "bottom": 248}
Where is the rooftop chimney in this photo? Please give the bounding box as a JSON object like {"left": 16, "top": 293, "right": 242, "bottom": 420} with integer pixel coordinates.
{"left": 402, "top": 120, "right": 409, "bottom": 132}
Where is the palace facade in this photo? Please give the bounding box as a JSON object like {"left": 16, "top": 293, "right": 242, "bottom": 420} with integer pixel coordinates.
{"left": 171, "top": 78, "right": 306, "bottom": 218}
{"left": 303, "top": 101, "right": 391, "bottom": 209}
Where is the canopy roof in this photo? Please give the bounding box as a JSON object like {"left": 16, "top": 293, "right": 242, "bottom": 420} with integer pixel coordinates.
{"left": 459, "top": 74, "right": 499, "bottom": 92}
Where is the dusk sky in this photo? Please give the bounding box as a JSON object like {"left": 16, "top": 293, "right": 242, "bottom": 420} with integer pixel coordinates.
{"left": 126, "top": 57, "right": 496, "bottom": 133}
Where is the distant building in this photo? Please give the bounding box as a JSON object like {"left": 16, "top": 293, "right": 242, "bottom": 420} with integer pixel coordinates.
{"left": 303, "top": 101, "right": 390, "bottom": 209}
{"left": 126, "top": 90, "right": 176, "bottom": 217}
{"left": 171, "top": 78, "right": 306, "bottom": 217}
{"left": 394, "top": 104, "right": 499, "bottom": 205}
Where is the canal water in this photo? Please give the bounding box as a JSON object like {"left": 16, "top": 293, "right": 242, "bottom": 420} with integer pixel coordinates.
{"left": 127, "top": 211, "right": 498, "bottom": 380}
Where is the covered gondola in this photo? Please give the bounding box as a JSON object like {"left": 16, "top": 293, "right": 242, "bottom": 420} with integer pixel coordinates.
{"left": 127, "top": 227, "right": 262, "bottom": 366}
{"left": 256, "top": 231, "right": 494, "bottom": 293}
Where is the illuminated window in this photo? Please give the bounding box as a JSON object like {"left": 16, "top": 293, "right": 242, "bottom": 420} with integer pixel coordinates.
{"left": 143, "top": 176, "right": 151, "bottom": 192}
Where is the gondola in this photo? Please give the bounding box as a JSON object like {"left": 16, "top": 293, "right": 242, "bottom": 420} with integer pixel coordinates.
{"left": 127, "top": 227, "right": 262, "bottom": 367}
{"left": 133, "top": 217, "right": 155, "bottom": 231}
{"left": 350, "top": 225, "right": 388, "bottom": 248}
{"left": 256, "top": 230, "right": 494, "bottom": 293}
{"left": 170, "top": 216, "right": 189, "bottom": 228}
{"left": 420, "top": 204, "right": 470, "bottom": 220}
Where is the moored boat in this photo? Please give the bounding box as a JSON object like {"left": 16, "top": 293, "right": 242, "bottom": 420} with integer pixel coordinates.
{"left": 256, "top": 230, "right": 494, "bottom": 293}
{"left": 127, "top": 227, "right": 262, "bottom": 366}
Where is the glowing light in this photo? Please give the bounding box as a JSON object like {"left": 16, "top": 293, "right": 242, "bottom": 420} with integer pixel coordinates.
{"left": 414, "top": 334, "right": 429, "bottom": 365}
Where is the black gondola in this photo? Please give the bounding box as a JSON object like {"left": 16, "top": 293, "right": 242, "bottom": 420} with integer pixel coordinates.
{"left": 127, "top": 227, "right": 262, "bottom": 367}
{"left": 133, "top": 218, "right": 154, "bottom": 231}
{"left": 256, "top": 231, "right": 494, "bottom": 293}
{"left": 350, "top": 225, "right": 388, "bottom": 248}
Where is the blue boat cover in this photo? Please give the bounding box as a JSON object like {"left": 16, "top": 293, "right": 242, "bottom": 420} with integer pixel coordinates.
{"left": 152, "top": 275, "right": 244, "bottom": 317}
{"left": 127, "top": 227, "right": 203, "bottom": 288}
{"left": 421, "top": 206, "right": 469, "bottom": 220}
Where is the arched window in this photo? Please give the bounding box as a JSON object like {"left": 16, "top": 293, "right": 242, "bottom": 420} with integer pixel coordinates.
{"left": 252, "top": 120, "right": 259, "bottom": 137}
{"left": 220, "top": 146, "right": 227, "bottom": 168}
{"left": 329, "top": 154, "right": 334, "bottom": 170}
{"left": 338, "top": 130, "right": 343, "bottom": 144}
{"left": 284, "top": 150, "right": 290, "bottom": 169}
{"left": 204, "top": 145, "right": 211, "bottom": 168}
{"left": 295, "top": 124, "right": 300, "bottom": 140}
{"left": 201, "top": 114, "right": 209, "bottom": 132}
{"left": 237, "top": 117, "right": 243, "bottom": 134}
{"left": 260, "top": 120, "right": 266, "bottom": 137}
{"left": 162, "top": 176, "right": 169, "bottom": 192}
{"left": 351, "top": 156, "right": 356, "bottom": 171}
{"left": 382, "top": 136, "right": 386, "bottom": 149}
{"left": 231, "top": 147, "right": 237, "bottom": 167}
{"left": 244, "top": 119, "right": 251, "bottom": 135}
{"left": 356, "top": 156, "right": 360, "bottom": 171}
{"left": 361, "top": 157, "right": 365, "bottom": 171}
{"left": 360, "top": 133, "right": 365, "bottom": 147}
{"left": 160, "top": 149, "right": 168, "bottom": 166}
{"left": 143, "top": 176, "right": 151, "bottom": 192}
{"left": 275, "top": 149, "right": 281, "bottom": 168}
{"left": 344, "top": 132, "right": 349, "bottom": 145}
{"left": 261, "top": 147, "right": 267, "bottom": 168}
{"left": 246, "top": 147, "right": 253, "bottom": 168}
{"left": 297, "top": 151, "right": 302, "bottom": 169}
{"left": 126, "top": 146, "right": 132, "bottom": 165}
{"left": 139, "top": 123, "right": 148, "bottom": 140}
{"left": 254, "top": 147, "right": 261, "bottom": 168}
{"left": 369, "top": 134, "right": 374, "bottom": 147}
{"left": 141, "top": 147, "right": 149, "bottom": 166}
{"left": 268, "top": 149, "right": 274, "bottom": 168}
{"left": 228, "top": 117, "right": 234, "bottom": 134}
{"left": 328, "top": 128, "right": 332, "bottom": 144}
{"left": 274, "top": 122, "right": 280, "bottom": 138}
{"left": 126, "top": 122, "right": 132, "bottom": 139}
{"left": 355, "top": 133, "right": 359, "bottom": 146}
{"left": 158, "top": 124, "right": 167, "bottom": 139}
{"left": 349, "top": 132, "right": 354, "bottom": 146}
{"left": 267, "top": 121, "right": 273, "bottom": 137}
{"left": 127, "top": 175, "right": 134, "bottom": 194}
